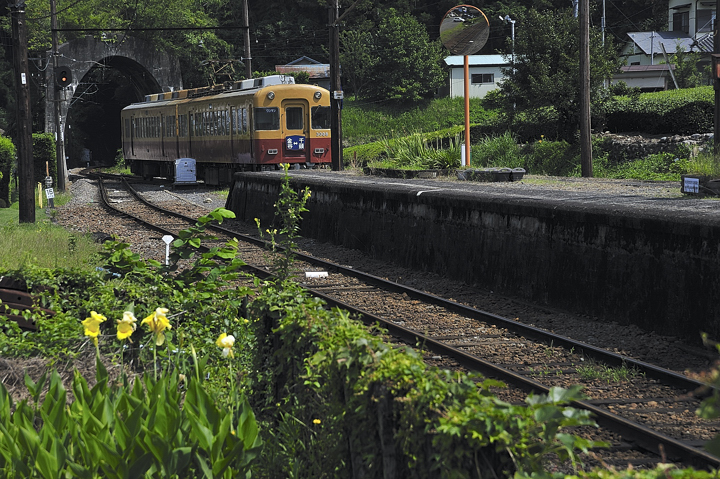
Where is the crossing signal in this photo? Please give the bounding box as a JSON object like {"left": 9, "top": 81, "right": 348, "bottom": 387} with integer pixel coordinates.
{"left": 55, "top": 67, "right": 72, "bottom": 88}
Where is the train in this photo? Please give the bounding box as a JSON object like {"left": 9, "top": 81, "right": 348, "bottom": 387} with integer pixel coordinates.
{"left": 120, "top": 75, "right": 332, "bottom": 185}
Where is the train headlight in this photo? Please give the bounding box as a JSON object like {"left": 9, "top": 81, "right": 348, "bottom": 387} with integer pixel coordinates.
{"left": 314, "top": 91, "right": 322, "bottom": 100}
{"left": 267, "top": 91, "right": 275, "bottom": 100}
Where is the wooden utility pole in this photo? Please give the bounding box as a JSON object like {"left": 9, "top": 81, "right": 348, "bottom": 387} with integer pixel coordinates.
{"left": 51, "top": 0, "right": 68, "bottom": 192}
{"left": 579, "top": 0, "right": 592, "bottom": 177}
{"left": 10, "top": 0, "right": 35, "bottom": 223}
{"left": 329, "top": 0, "right": 343, "bottom": 171}
{"left": 242, "top": 0, "right": 252, "bottom": 79}
{"left": 714, "top": 0, "right": 720, "bottom": 154}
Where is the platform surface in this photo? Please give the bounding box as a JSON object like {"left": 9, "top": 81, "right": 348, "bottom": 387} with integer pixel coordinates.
{"left": 278, "top": 170, "right": 719, "bottom": 226}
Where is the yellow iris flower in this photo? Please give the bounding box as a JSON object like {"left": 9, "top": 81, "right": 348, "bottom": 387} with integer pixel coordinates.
{"left": 117, "top": 311, "right": 137, "bottom": 340}
{"left": 82, "top": 311, "right": 107, "bottom": 346}
{"left": 142, "top": 307, "right": 171, "bottom": 345}
{"left": 216, "top": 332, "right": 235, "bottom": 358}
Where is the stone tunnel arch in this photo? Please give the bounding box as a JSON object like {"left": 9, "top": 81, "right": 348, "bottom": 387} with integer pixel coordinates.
{"left": 44, "top": 35, "right": 182, "bottom": 168}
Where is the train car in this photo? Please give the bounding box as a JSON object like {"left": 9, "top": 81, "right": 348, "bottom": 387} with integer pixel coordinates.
{"left": 120, "top": 75, "right": 332, "bottom": 184}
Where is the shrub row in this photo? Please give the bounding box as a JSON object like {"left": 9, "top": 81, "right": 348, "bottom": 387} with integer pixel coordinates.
{"left": 602, "top": 86, "right": 714, "bottom": 135}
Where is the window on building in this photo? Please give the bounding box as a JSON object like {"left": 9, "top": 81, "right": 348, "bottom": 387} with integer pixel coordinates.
{"left": 471, "top": 73, "right": 495, "bottom": 84}
{"left": 673, "top": 11, "right": 690, "bottom": 33}
{"left": 697, "top": 9, "right": 714, "bottom": 32}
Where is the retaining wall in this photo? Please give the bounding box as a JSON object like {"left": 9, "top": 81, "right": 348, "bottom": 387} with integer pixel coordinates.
{"left": 226, "top": 172, "right": 720, "bottom": 342}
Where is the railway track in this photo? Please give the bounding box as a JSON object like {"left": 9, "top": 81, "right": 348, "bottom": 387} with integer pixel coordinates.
{"left": 91, "top": 174, "right": 720, "bottom": 472}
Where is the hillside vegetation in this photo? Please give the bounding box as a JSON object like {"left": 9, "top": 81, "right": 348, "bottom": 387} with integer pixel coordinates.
{"left": 342, "top": 86, "right": 720, "bottom": 180}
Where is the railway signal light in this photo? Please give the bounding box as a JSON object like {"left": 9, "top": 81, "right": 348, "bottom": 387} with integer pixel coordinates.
{"left": 55, "top": 67, "right": 72, "bottom": 88}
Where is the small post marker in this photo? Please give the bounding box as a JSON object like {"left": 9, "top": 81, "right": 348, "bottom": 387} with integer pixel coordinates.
{"left": 162, "top": 235, "right": 174, "bottom": 265}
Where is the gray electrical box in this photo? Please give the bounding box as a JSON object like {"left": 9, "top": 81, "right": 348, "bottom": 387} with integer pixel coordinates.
{"left": 175, "top": 158, "right": 197, "bottom": 185}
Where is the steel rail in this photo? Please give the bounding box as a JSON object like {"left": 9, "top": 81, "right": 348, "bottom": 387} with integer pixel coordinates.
{"left": 98, "top": 175, "right": 720, "bottom": 470}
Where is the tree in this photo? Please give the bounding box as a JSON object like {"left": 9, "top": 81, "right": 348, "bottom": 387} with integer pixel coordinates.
{"left": 498, "top": 8, "right": 620, "bottom": 142}
{"left": 667, "top": 45, "right": 704, "bottom": 89}
{"left": 339, "top": 29, "right": 377, "bottom": 98}
{"left": 362, "top": 9, "right": 445, "bottom": 104}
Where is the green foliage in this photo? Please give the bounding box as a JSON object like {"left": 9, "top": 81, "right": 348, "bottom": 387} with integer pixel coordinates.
{"left": 535, "top": 464, "right": 720, "bottom": 479}
{"left": 0, "top": 361, "right": 261, "bottom": 477}
{"left": 471, "top": 132, "right": 524, "bottom": 168}
{"left": 377, "top": 131, "right": 461, "bottom": 170}
{"left": 339, "top": 30, "right": 378, "bottom": 99}
{"left": 0, "top": 222, "right": 101, "bottom": 271}
{"left": 685, "top": 151, "right": 720, "bottom": 177}
{"left": 499, "top": 9, "right": 620, "bottom": 142}
{"left": 575, "top": 360, "right": 645, "bottom": 383}
{"left": 592, "top": 152, "right": 687, "bottom": 181}
{"left": 256, "top": 164, "right": 311, "bottom": 282}
{"left": 604, "top": 86, "right": 714, "bottom": 135}
{"left": 667, "top": 45, "right": 705, "bottom": 89}
{"left": 524, "top": 139, "right": 579, "bottom": 176}
{"left": 342, "top": 97, "right": 494, "bottom": 147}
{"left": 361, "top": 9, "right": 445, "bottom": 104}
{"left": 247, "top": 280, "right": 606, "bottom": 478}
{"left": 0, "top": 135, "right": 15, "bottom": 207}
{"left": 21, "top": 0, "right": 235, "bottom": 88}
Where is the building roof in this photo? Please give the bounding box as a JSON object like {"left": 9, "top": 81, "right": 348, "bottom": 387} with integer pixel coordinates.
{"left": 275, "top": 56, "right": 330, "bottom": 79}
{"left": 626, "top": 31, "right": 713, "bottom": 54}
{"left": 284, "top": 56, "right": 323, "bottom": 66}
{"left": 620, "top": 64, "right": 675, "bottom": 72}
{"left": 444, "top": 55, "right": 509, "bottom": 67}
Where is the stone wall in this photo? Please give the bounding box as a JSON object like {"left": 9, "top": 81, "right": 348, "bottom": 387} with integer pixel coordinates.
{"left": 597, "top": 132, "right": 714, "bottom": 162}
{"left": 227, "top": 172, "right": 720, "bottom": 343}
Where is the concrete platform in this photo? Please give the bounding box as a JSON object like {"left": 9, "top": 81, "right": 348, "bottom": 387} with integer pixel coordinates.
{"left": 226, "top": 170, "right": 720, "bottom": 343}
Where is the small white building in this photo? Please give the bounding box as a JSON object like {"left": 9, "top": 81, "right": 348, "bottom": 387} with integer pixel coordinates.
{"left": 444, "top": 55, "right": 510, "bottom": 99}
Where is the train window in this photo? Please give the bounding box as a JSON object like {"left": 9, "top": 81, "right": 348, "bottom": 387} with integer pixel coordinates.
{"left": 254, "top": 107, "right": 279, "bottom": 130}
{"left": 286, "top": 107, "right": 303, "bottom": 130}
{"left": 311, "top": 106, "right": 331, "bottom": 130}
{"left": 221, "top": 110, "right": 229, "bottom": 136}
{"left": 234, "top": 108, "right": 248, "bottom": 134}
{"left": 124, "top": 119, "right": 130, "bottom": 138}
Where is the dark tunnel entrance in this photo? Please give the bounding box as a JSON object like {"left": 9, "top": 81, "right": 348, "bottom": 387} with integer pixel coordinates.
{"left": 64, "top": 56, "right": 162, "bottom": 168}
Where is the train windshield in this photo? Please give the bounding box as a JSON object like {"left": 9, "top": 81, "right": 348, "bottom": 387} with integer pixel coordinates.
{"left": 311, "top": 106, "right": 331, "bottom": 130}
{"left": 254, "top": 107, "right": 279, "bottom": 130}
{"left": 286, "top": 107, "right": 303, "bottom": 130}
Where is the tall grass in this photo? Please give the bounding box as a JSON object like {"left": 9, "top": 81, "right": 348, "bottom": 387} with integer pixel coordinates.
{"left": 0, "top": 193, "right": 102, "bottom": 271}
{"left": 377, "top": 132, "right": 462, "bottom": 170}
{"left": 685, "top": 151, "right": 720, "bottom": 177}
{"left": 471, "top": 132, "right": 524, "bottom": 168}
{"left": 342, "top": 97, "right": 495, "bottom": 147}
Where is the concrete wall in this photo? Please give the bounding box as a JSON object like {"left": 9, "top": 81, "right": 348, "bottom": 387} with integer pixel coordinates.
{"left": 227, "top": 172, "right": 720, "bottom": 342}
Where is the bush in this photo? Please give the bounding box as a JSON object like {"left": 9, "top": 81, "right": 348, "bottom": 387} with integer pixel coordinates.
{"left": 247, "top": 280, "right": 603, "bottom": 478}
{"left": 471, "top": 131, "right": 524, "bottom": 168}
{"left": 0, "top": 135, "right": 15, "bottom": 207}
{"left": 604, "top": 86, "right": 713, "bottom": 135}
{"left": 525, "top": 139, "right": 579, "bottom": 176}
{"left": 32, "top": 132, "right": 56, "bottom": 187}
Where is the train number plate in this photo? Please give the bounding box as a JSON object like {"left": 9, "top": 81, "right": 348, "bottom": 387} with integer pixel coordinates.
{"left": 285, "top": 135, "right": 306, "bottom": 150}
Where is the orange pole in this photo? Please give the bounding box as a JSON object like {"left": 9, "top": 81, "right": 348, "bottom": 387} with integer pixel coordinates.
{"left": 464, "top": 55, "right": 470, "bottom": 167}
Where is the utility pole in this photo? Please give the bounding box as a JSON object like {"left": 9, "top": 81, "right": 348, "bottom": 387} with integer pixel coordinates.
{"left": 242, "top": 0, "right": 251, "bottom": 79}
{"left": 51, "top": 0, "right": 68, "bottom": 192}
{"left": 10, "top": 0, "right": 35, "bottom": 223}
{"left": 579, "top": 0, "right": 592, "bottom": 177}
{"left": 329, "top": 0, "right": 343, "bottom": 171}
{"left": 715, "top": 0, "right": 720, "bottom": 155}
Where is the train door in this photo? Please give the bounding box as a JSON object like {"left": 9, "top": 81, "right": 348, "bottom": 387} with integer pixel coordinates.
{"left": 281, "top": 100, "right": 309, "bottom": 163}
{"left": 130, "top": 116, "right": 135, "bottom": 156}
{"left": 161, "top": 114, "right": 166, "bottom": 157}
